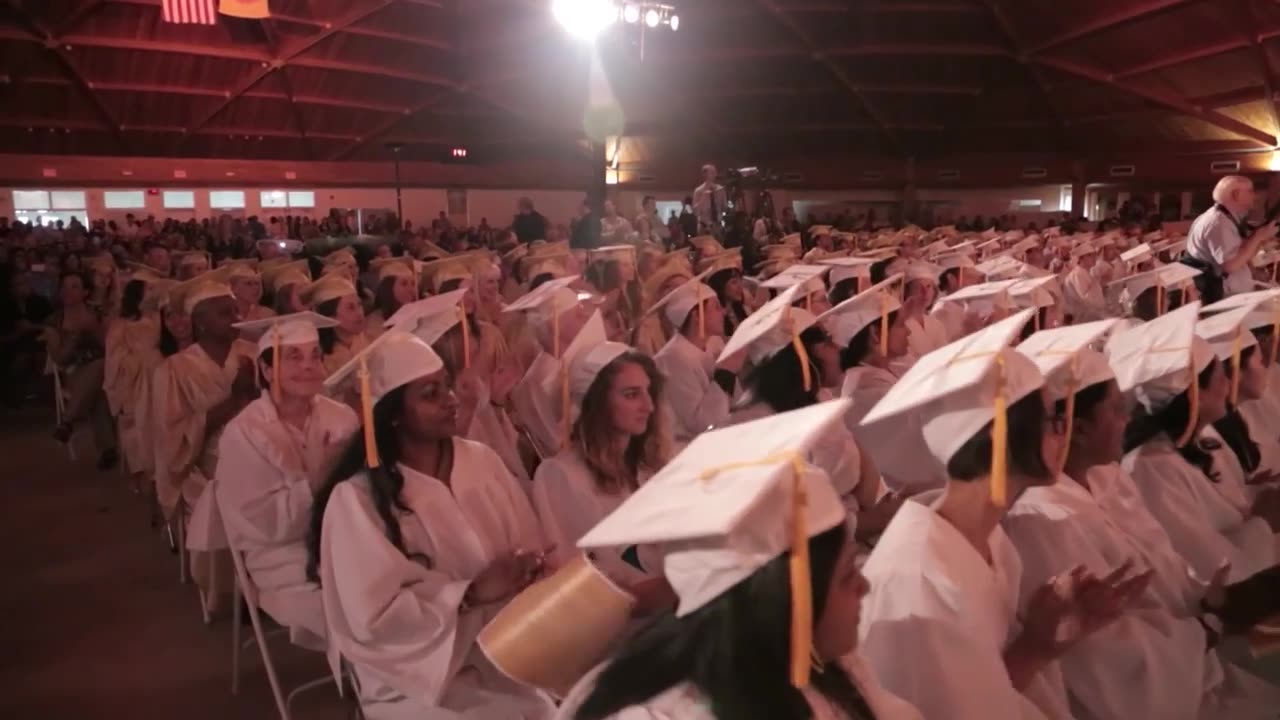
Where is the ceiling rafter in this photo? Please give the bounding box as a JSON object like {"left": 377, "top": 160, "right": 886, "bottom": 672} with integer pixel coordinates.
{"left": 330, "top": 89, "right": 457, "bottom": 160}
{"left": 56, "top": 0, "right": 107, "bottom": 36}
{"left": 1027, "top": 0, "right": 1199, "bottom": 56}
{"left": 1112, "top": 38, "right": 1252, "bottom": 78}
{"left": 180, "top": 0, "right": 405, "bottom": 149}
{"left": 19, "top": 76, "right": 413, "bottom": 113}
{"left": 976, "top": 0, "right": 1074, "bottom": 152}
{"left": 752, "top": 0, "right": 904, "bottom": 153}
{"left": 1037, "top": 56, "right": 1277, "bottom": 146}
{"left": 1223, "top": 0, "right": 1280, "bottom": 138}
{"left": 259, "top": 18, "right": 313, "bottom": 160}
{"left": 4, "top": 0, "right": 127, "bottom": 152}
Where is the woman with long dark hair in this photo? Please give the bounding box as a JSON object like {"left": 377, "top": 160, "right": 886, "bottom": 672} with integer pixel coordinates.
{"left": 532, "top": 312, "right": 672, "bottom": 612}
{"left": 364, "top": 256, "right": 419, "bottom": 341}
{"left": 1118, "top": 303, "right": 1280, "bottom": 585}
{"left": 308, "top": 331, "right": 553, "bottom": 720}
{"left": 46, "top": 269, "right": 117, "bottom": 468}
{"left": 304, "top": 273, "right": 368, "bottom": 389}
{"left": 725, "top": 286, "right": 886, "bottom": 539}
{"left": 702, "top": 251, "right": 751, "bottom": 336}
{"left": 1007, "top": 327, "right": 1280, "bottom": 717}
{"left": 262, "top": 259, "right": 311, "bottom": 316}
{"left": 561, "top": 405, "right": 923, "bottom": 719}
{"left": 825, "top": 275, "right": 911, "bottom": 429}
{"left": 858, "top": 310, "right": 1144, "bottom": 718}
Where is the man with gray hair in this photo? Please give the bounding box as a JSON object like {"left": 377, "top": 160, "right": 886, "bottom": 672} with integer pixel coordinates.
{"left": 1185, "top": 175, "right": 1276, "bottom": 298}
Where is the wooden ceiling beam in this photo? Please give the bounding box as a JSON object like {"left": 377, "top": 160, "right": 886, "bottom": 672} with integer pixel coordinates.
{"left": 755, "top": 0, "right": 905, "bottom": 151}
{"left": 342, "top": 24, "right": 452, "bottom": 50}
{"left": 1112, "top": 38, "right": 1249, "bottom": 78}
{"left": 976, "top": 0, "right": 1074, "bottom": 152}
{"left": 1027, "top": 0, "right": 1198, "bottom": 56}
{"left": 1191, "top": 85, "right": 1270, "bottom": 108}
{"left": 57, "top": 33, "right": 272, "bottom": 62}
{"left": 713, "top": 83, "right": 984, "bottom": 98}
{"left": 1227, "top": 0, "right": 1280, "bottom": 138}
{"left": 705, "top": 1, "right": 983, "bottom": 16}
{"left": 1038, "top": 56, "right": 1277, "bottom": 146}
{"left": 288, "top": 56, "right": 454, "bottom": 86}
{"left": 181, "top": 0, "right": 405, "bottom": 147}
{"left": 331, "top": 90, "right": 456, "bottom": 161}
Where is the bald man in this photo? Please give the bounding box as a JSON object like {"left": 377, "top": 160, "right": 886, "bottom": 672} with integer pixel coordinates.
{"left": 1186, "top": 175, "right": 1276, "bottom": 297}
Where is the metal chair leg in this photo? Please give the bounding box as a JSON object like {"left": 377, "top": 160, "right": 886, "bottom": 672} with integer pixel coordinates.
{"left": 231, "top": 579, "right": 242, "bottom": 696}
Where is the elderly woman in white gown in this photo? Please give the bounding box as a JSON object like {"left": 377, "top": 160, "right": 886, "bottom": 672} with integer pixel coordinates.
{"left": 310, "top": 331, "right": 555, "bottom": 720}
{"left": 213, "top": 312, "right": 359, "bottom": 649}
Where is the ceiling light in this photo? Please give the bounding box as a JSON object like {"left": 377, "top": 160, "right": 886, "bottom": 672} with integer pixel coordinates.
{"left": 552, "top": 0, "right": 616, "bottom": 41}
{"left": 669, "top": 14, "right": 679, "bottom": 31}
{"left": 623, "top": 4, "right": 640, "bottom": 23}
{"left": 644, "top": 8, "right": 660, "bottom": 28}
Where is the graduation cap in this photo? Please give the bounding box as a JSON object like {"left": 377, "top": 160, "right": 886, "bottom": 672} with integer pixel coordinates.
{"left": 647, "top": 271, "right": 717, "bottom": 338}
{"left": 540, "top": 310, "right": 629, "bottom": 443}
{"left": 1106, "top": 302, "right": 1210, "bottom": 445}
{"left": 168, "top": 271, "right": 235, "bottom": 315}
{"left": 325, "top": 331, "right": 445, "bottom": 468}
{"left": 817, "top": 273, "right": 904, "bottom": 351}
{"left": 300, "top": 274, "right": 358, "bottom": 307}
{"left": 173, "top": 250, "right": 212, "bottom": 270}
{"left": 262, "top": 260, "right": 311, "bottom": 294}
{"left": 219, "top": 258, "right": 260, "bottom": 281}
{"left": 1196, "top": 302, "right": 1265, "bottom": 405}
{"left": 369, "top": 256, "right": 418, "bottom": 284}
{"left": 817, "top": 256, "right": 878, "bottom": 290}
{"left": 578, "top": 399, "right": 854, "bottom": 688}
{"left": 860, "top": 309, "right": 1041, "bottom": 506}
{"left": 719, "top": 284, "right": 818, "bottom": 389}
{"left": 697, "top": 249, "right": 744, "bottom": 276}
{"left": 383, "top": 288, "right": 474, "bottom": 368}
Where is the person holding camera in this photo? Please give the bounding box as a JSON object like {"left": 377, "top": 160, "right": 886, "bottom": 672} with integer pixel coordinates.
{"left": 1185, "top": 176, "right": 1277, "bottom": 300}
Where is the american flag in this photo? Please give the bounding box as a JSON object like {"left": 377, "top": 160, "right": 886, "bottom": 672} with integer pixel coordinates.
{"left": 162, "top": 0, "right": 218, "bottom": 25}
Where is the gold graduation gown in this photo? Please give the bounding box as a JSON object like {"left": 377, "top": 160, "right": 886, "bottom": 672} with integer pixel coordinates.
{"left": 103, "top": 316, "right": 162, "bottom": 475}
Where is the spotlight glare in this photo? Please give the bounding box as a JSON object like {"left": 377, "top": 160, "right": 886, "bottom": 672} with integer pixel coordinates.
{"left": 552, "top": 0, "right": 616, "bottom": 41}
{"left": 644, "top": 8, "right": 660, "bottom": 28}
{"left": 669, "top": 14, "right": 679, "bottom": 31}
{"left": 623, "top": 4, "right": 640, "bottom": 23}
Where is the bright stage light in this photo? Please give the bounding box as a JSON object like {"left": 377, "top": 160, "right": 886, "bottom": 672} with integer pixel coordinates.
{"left": 644, "top": 8, "right": 660, "bottom": 27}
{"left": 553, "top": 0, "right": 617, "bottom": 41}
{"left": 623, "top": 4, "right": 640, "bottom": 23}
{"left": 669, "top": 14, "right": 679, "bottom": 31}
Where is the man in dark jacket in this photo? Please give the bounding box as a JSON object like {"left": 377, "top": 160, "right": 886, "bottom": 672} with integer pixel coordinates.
{"left": 512, "top": 197, "right": 549, "bottom": 244}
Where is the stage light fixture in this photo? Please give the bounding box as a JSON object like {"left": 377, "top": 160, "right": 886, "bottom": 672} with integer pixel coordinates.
{"left": 552, "top": 0, "right": 618, "bottom": 41}
{"left": 623, "top": 4, "right": 640, "bottom": 23}
{"left": 669, "top": 14, "right": 679, "bottom": 31}
{"left": 644, "top": 8, "right": 660, "bottom": 27}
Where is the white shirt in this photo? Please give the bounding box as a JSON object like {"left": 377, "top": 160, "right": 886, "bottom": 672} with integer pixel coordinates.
{"left": 1187, "top": 205, "right": 1253, "bottom": 296}
{"left": 859, "top": 498, "right": 1072, "bottom": 720}
{"left": 319, "top": 440, "right": 553, "bottom": 720}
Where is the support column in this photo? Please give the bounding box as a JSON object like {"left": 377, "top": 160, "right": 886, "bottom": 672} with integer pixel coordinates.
{"left": 588, "top": 140, "right": 607, "bottom": 216}
{"left": 1069, "top": 160, "right": 1087, "bottom": 220}
{"left": 902, "top": 156, "right": 918, "bottom": 225}
{"left": 1181, "top": 191, "right": 1193, "bottom": 220}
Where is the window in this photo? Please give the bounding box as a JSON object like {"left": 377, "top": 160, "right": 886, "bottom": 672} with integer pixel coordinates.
{"left": 12, "top": 189, "right": 87, "bottom": 226}
{"left": 1059, "top": 185, "right": 1073, "bottom": 214}
{"left": 104, "top": 190, "right": 146, "bottom": 209}
{"left": 210, "top": 190, "right": 246, "bottom": 209}
{"left": 1011, "top": 199, "right": 1042, "bottom": 209}
{"left": 13, "top": 190, "right": 50, "bottom": 210}
{"left": 260, "top": 190, "right": 316, "bottom": 208}
{"left": 163, "top": 190, "right": 195, "bottom": 209}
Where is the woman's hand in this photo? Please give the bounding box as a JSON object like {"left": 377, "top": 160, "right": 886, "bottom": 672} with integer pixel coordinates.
{"left": 1020, "top": 563, "right": 1152, "bottom": 657}
{"left": 467, "top": 547, "right": 551, "bottom": 605}
{"left": 488, "top": 359, "right": 522, "bottom": 407}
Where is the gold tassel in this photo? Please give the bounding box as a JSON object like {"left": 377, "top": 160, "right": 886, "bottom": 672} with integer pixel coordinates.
{"left": 805, "top": 290, "right": 812, "bottom": 313}
{"left": 552, "top": 295, "right": 561, "bottom": 358}
{"left": 784, "top": 307, "right": 813, "bottom": 392}
{"left": 1270, "top": 311, "right": 1279, "bottom": 364}
{"left": 1231, "top": 328, "right": 1243, "bottom": 407}
{"left": 561, "top": 361, "right": 571, "bottom": 448}
{"left": 857, "top": 275, "right": 868, "bottom": 293}
{"left": 698, "top": 287, "right": 706, "bottom": 341}
{"left": 1057, "top": 355, "right": 1078, "bottom": 477}
{"left": 271, "top": 330, "right": 281, "bottom": 405}
{"left": 358, "top": 355, "right": 380, "bottom": 468}
{"left": 1034, "top": 309, "right": 1041, "bottom": 332}
{"left": 1176, "top": 344, "right": 1199, "bottom": 448}
{"left": 991, "top": 352, "right": 1009, "bottom": 507}
{"left": 1272, "top": 261, "right": 1278, "bottom": 285}
{"left": 458, "top": 305, "right": 471, "bottom": 369}
{"left": 787, "top": 454, "right": 813, "bottom": 688}
{"left": 879, "top": 292, "right": 890, "bottom": 357}
{"left": 1156, "top": 284, "right": 1165, "bottom": 316}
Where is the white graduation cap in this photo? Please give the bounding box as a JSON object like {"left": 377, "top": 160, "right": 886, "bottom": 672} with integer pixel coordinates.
{"left": 1106, "top": 303, "right": 1212, "bottom": 443}
{"left": 719, "top": 284, "right": 818, "bottom": 371}
{"left": 503, "top": 276, "right": 579, "bottom": 314}
{"left": 578, "top": 399, "right": 853, "bottom": 688}
{"left": 1070, "top": 241, "right": 1097, "bottom": 258}
{"left": 936, "top": 252, "right": 977, "bottom": 271}
{"left": 817, "top": 256, "right": 877, "bottom": 288}
{"left": 168, "top": 272, "right": 235, "bottom": 315}
{"left": 233, "top": 311, "right": 339, "bottom": 401}
{"left": 759, "top": 263, "right": 829, "bottom": 291}
{"left": 1120, "top": 243, "right": 1153, "bottom": 265}
{"left": 541, "top": 311, "right": 630, "bottom": 440}
{"left": 383, "top": 288, "right": 474, "bottom": 366}
{"left": 1197, "top": 303, "right": 1264, "bottom": 405}
{"left": 1018, "top": 319, "right": 1120, "bottom": 401}
{"left": 370, "top": 256, "right": 418, "bottom": 283}
{"left": 905, "top": 260, "right": 942, "bottom": 282}
{"left": 647, "top": 270, "right": 717, "bottom": 335}
{"left": 1007, "top": 276, "right": 1061, "bottom": 311}
{"left": 937, "top": 278, "right": 1019, "bottom": 317}
{"left": 860, "top": 309, "right": 1041, "bottom": 505}
{"left": 324, "top": 330, "right": 445, "bottom": 467}
{"left": 300, "top": 274, "right": 358, "bottom": 307}
{"left": 817, "top": 273, "right": 904, "bottom": 348}
{"left": 503, "top": 276, "right": 595, "bottom": 355}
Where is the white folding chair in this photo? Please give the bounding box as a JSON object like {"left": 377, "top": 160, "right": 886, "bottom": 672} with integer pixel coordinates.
{"left": 219, "top": 490, "right": 339, "bottom": 719}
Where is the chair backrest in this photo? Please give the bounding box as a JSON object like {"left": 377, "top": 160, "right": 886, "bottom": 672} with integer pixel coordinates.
{"left": 212, "top": 481, "right": 262, "bottom": 609}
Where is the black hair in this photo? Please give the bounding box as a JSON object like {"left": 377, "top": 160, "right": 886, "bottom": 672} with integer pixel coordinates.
{"left": 1017, "top": 307, "right": 1052, "bottom": 342}
{"left": 868, "top": 258, "right": 893, "bottom": 284}
{"left": 529, "top": 272, "right": 556, "bottom": 290}
{"left": 742, "top": 325, "right": 828, "bottom": 413}
{"left": 1122, "top": 359, "right": 1219, "bottom": 481}
{"left": 120, "top": 278, "right": 146, "bottom": 321}
{"left": 1052, "top": 379, "right": 1112, "bottom": 421}
{"left": 706, "top": 267, "right": 747, "bottom": 336}
{"left": 307, "top": 385, "right": 413, "bottom": 583}
{"left": 1132, "top": 286, "right": 1187, "bottom": 321}
{"left": 839, "top": 309, "right": 899, "bottom": 370}
{"left": 254, "top": 347, "right": 275, "bottom": 390}
{"left": 159, "top": 317, "right": 181, "bottom": 357}
{"left": 1213, "top": 346, "right": 1261, "bottom": 473}
{"left": 827, "top": 277, "right": 859, "bottom": 306}
{"left": 946, "top": 390, "right": 1053, "bottom": 482}
{"left": 575, "top": 524, "right": 872, "bottom": 720}
{"left": 373, "top": 275, "right": 404, "bottom": 320}
{"left": 939, "top": 267, "right": 961, "bottom": 292}
{"left": 315, "top": 297, "right": 341, "bottom": 354}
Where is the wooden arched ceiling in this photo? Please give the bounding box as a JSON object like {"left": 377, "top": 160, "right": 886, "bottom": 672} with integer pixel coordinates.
{"left": 3, "top": 0, "right": 1280, "bottom": 164}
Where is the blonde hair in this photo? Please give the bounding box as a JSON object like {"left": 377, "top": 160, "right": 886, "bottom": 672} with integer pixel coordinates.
{"left": 572, "top": 351, "right": 669, "bottom": 494}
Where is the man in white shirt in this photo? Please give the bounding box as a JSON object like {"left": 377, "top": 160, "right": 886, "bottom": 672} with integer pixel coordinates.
{"left": 633, "top": 195, "right": 670, "bottom": 245}
{"left": 692, "top": 164, "right": 727, "bottom": 238}
{"left": 1186, "top": 175, "right": 1276, "bottom": 297}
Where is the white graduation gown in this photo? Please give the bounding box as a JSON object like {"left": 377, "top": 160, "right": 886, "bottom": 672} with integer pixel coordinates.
{"left": 1004, "top": 475, "right": 1245, "bottom": 720}
{"left": 892, "top": 313, "right": 948, "bottom": 376}
{"left": 1238, "top": 363, "right": 1280, "bottom": 481}
{"left": 1121, "top": 434, "right": 1276, "bottom": 583}
{"left": 531, "top": 449, "right": 660, "bottom": 588}
{"left": 653, "top": 333, "right": 730, "bottom": 443}
{"left": 215, "top": 393, "right": 359, "bottom": 649}
{"left": 509, "top": 351, "right": 563, "bottom": 461}
{"left": 839, "top": 365, "right": 897, "bottom": 433}
{"left": 463, "top": 378, "right": 531, "bottom": 485}
{"left": 859, "top": 498, "right": 1072, "bottom": 720}
{"left": 1063, "top": 265, "right": 1106, "bottom": 321}
{"left": 319, "top": 439, "right": 554, "bottom": 720}
{"left": 930, "top": 299, "right": 966, "bottom": 342}
{"left": 555, "top": 653, "right": 924, "bottom": 720}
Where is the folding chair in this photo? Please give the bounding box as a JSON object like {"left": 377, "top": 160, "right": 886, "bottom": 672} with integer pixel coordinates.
{"left": 45, "top": 357, "right": 77, "bottom": 461}
{"left": 218, "top": 488, "right": 339, "bottom": 719}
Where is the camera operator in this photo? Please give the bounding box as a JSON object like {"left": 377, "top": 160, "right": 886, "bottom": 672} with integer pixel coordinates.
{"left": 692, "top": 163, "right": 727, "bottom": 238}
